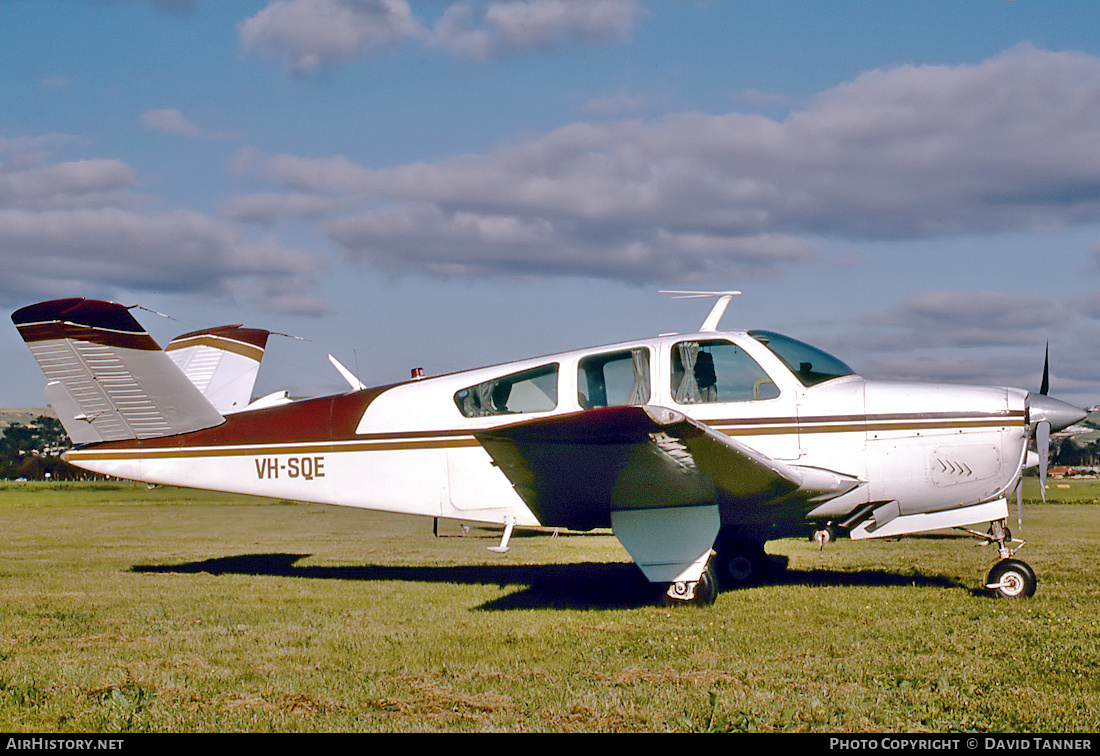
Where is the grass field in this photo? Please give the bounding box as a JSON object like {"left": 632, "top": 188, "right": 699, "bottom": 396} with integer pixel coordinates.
{"left": 1, "top": 479, "right": 1098, "bottom": 733}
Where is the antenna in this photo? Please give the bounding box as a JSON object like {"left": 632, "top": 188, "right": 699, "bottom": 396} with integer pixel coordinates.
{"left": 661, "top": 290, "right": 742, "bottom": 332}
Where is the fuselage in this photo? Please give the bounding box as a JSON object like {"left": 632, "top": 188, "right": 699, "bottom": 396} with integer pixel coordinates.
{"left": 65, "top": 328, "right": 1033, "bottom": 534}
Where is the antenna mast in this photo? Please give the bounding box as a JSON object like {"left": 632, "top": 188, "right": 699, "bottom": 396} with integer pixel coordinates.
{"left": 661, "top": 290, "right": 742, "bottom": 332}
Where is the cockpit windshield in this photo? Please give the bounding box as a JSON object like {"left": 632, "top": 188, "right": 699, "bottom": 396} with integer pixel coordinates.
{"left": 748, "top": 330, "right": 854, "bottom": 387}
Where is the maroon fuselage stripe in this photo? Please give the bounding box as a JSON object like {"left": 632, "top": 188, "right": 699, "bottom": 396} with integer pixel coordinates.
{"left": 16, "top": 322, "right": 161, "bottom": 351}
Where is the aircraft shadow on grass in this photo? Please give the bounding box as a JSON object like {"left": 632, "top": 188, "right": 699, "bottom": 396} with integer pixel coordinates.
{"left": 131, "top": 553, "right": 972, "bottom": 611}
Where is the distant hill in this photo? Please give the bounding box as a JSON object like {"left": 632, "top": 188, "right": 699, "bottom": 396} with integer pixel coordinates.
{"left": 0, "top": 407, "right": 57, "bottom": 431}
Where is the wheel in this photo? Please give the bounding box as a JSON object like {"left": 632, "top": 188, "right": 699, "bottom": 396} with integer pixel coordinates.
{"left": 714, "top": 541, "right": 765, "bottom": 588}
{"left": 725, "top": 552, "right": 758, "bottom": 584}
{"left": 986, "top": 559, "right": 1037, "bottom": 599}
{"left": 662, "top": 563, "right": 719, "bottom": 607}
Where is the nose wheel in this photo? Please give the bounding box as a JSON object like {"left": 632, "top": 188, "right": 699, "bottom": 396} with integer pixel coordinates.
{"left": 986, "top": 558, "right": 1037, "bottom": 599}
{"left": 962, "top": 518, "right": 1037, "bottom": 598}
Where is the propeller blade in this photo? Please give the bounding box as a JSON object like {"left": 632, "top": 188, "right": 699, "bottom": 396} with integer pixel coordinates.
{"left": 1040, "top": 342, "right": 1050, "bottom": 396}
{"left": 1037, "top": 419, "right": 1050, "bottom": 504}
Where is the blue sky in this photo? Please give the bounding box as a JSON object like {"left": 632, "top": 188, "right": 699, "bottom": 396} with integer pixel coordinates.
{"left": 5, "top": 0, "right": 1100, "bottom": 409}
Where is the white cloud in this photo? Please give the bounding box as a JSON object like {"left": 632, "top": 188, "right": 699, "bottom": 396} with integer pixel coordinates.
{"left": 221, "top": 192, "right": 344, "bottom": 225}
{"left": 0, "top": 138, "right": 326, "bottom": 313}
{"left": 816, "top": 289, "right": 1081, "bottom": 393}
{"left": 227, "top": 46, "right": 1100, "bottom": 285}
{"left": 238, "top": 0, "right": 644, "bottom": 71}
{"left": 853, "top": 291, "right": 1073, "bottom": 350}
{"left": 0, "top": 159, "right": 135, "bottom": 211}
{"left": 238, "top": 0, "right": 425, "bottom": 74}
{"left": 431, "top": 0, "right": 645, "bottom": 61}
{"left": 0, "top": 207, "right": 319, "bottom": 290}
{"left": 140, "top": 109, "right": 202, "bottom": 139}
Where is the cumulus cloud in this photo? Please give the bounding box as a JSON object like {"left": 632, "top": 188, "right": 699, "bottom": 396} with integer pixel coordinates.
{"left": 221, "top": 192, "right": 344, "bottom": 225}
{"left": 0, "top": 137, "right": 325, "bottom": 313}
{"left": 238, "top": 0, "right": 645, "bottom": 71}
{"left": 226, "top": 46, "right": 1100, "bottom": 285}
{"left": 0, "top": 159, "right": 135, "bottom": 211}
{"left": 140, "top": 109, "right": 202, "bottom": 138}
{"left": 238, "top": 0, "right": 425, "bottom": 74}
{"left": 431, "top": 0, "right": 645, "bottom": 61}
{"left": 814, "top": 289, "right": 1081, "bottom": 392}
{"left": 854, "top": 291, "right": 1073, "bottom": 351}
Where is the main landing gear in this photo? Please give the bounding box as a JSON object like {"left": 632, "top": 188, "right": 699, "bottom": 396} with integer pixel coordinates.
{"left": 961, "top": 518, "right": 1037, "bottom": 599}
{"left": 662, "top": 562, "right": 719, "bottom": 607}
{"left": 661, "top": 535, "right": 789, "bottom": 607}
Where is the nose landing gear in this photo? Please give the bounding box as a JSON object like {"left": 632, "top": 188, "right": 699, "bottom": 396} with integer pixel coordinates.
{"left": 986, "top": 558, "right": 1037, "bottom": 599}
{"left": 961, "top": 518, "right": 1037, "bottom": 598}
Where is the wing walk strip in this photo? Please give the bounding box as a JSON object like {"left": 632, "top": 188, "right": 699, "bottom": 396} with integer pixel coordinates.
{"left": 67, "top": 410, "right": 1026, "bottom": 462}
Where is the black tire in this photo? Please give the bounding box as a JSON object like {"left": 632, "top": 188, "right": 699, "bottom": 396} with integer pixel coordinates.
{"left": 662, "top": 563, "right": 719, "bottom": 607}
{"left": 715, "top": 541, "right": 766, "bottom": 588}
{"left": 987, "top": 559, "right": 1037, "bottom": 599}
{"left": 723, "top": 551, "right": 759, "bottom": 585}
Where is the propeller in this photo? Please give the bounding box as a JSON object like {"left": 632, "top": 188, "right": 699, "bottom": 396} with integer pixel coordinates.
{"left": 1023, "top": 343, "right": 1087, "bottom": 525}
{"left": 1037, "top": 342, "right": 1051, "bottom": 509}
{"left": 1040, "top": 341, "right": 1050, "bottom": 397}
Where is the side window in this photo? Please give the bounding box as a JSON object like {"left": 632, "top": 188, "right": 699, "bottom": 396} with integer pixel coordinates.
{"left": 671, "top": 340, "right": 779, "bottom": 404}
{"left": 577, "top": 348, "right": 651, "bottom": 409}
{"left": 454, "top": 364, "right": 559, "bottom": 417}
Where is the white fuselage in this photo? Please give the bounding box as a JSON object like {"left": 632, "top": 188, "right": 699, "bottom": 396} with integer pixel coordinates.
{"left": 66, "top": 329, "right": 1031, "bottom": 535}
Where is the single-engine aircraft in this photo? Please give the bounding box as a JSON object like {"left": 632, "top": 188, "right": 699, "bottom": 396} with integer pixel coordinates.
{"left": 11, "top": 293, "right": 1087, "bottom": 606}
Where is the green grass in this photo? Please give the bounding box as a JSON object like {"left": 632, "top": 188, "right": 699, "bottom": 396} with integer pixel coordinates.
{"left": 0, "top": 479, "right": 1098, "bottom": 732}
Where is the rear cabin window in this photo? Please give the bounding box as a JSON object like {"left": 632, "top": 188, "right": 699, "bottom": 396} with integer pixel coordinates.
{"left": 671, "top": 339, "right": 780, "bottom": 404}
{"left": 454, "top": 363, "right": 559, "bottom": 417}
{"left": 577, "top": 348, "right": 651, "bottom": 408}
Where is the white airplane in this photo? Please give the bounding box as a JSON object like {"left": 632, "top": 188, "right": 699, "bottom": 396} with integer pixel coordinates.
{"left": 11, "top": 293, "right": 1086, "bottom": 606}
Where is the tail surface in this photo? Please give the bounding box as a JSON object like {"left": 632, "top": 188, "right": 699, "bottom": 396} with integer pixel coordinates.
{"left": 12, "top": 298, "right": 224, "bottom": 444}
{"left": 166, "top": 325, "right": 270, "bottom": 414}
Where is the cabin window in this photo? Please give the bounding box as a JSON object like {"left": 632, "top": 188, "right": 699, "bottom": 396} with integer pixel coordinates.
{"left": 577, "top": 348, "right": 651, "bottom": 408}
{"left": 671, "top": 339, "right": 780, "bottom": 404}
{"left": 454, "top": 363, "right": 559, "bottom": 417}
{"left": 748, "top": 331, "right": 854, "bottom": 387}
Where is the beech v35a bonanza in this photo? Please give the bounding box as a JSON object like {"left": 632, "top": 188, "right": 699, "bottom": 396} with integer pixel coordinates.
{"left": 12, "top": 293, "right": 1087, "bottom": 606}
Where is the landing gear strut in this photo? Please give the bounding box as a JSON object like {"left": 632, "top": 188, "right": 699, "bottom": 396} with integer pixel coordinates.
{"left": 712, "top": 534, "right": 788, "bottom": 589}
{"left": 961, "top": 518, "right": 1037, "bottom": 598}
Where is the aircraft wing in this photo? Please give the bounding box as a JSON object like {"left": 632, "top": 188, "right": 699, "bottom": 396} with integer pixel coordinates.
{"left": 474, "top": 405, "right": 860, "bottom": 584}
